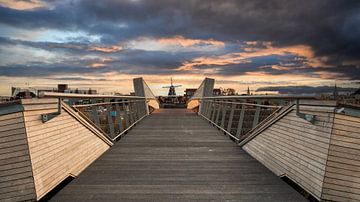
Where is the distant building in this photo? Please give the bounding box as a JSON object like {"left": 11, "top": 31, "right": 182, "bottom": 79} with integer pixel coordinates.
{"left": 184, "top": 88, "right": 197, "bottom": 99}
{"left": 10, "top": 84, "right": 97, "bottom": 99}
{"left": 64, "top": 88, "right": 97, "bottom": 94}
{"left": 184, "top": 88, "right": 222, "bottom": 98}
{"left": 213, "top": 88, "right": 221, "bottom": 96}
{"left": 11, "top": 87, "right": 37, "bottom": 99}
{"left": 58, "top": 84, "right": 68, "bottom": 93}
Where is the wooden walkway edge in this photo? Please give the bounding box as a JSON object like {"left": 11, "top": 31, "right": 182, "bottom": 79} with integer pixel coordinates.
{"left": 49, "top": 109, "right": 305, "bottom": 201}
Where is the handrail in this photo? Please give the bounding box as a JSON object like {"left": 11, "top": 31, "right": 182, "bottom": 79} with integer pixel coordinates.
{"left": 199, "top": 94, "right": 318, "bottom": 100}
{"left": 37, "top": 92, "right": 150, "bottom": 141}
{"left": 40, "top": 92, "right": 146, "bottom": 99}
{"left": 210, "top": 100, "right": 280, "bottom": 108}
{"left": 73, "top": 100, "right": 144, "bottom": 108}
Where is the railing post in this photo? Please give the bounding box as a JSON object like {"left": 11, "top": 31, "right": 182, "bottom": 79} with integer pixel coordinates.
{"left": 252, "top": 99, "right": 261, "bottom": 129}
{"left": 128, "top": 101, "right": 135, "bottom": 124}
{"left": 210, "top": 101, "right": 217, "bottom": 122}
{"left": 91, "top": 106, "right": 100, "bottom": 127}
{"left": 115, "top": 103, "right": 123, "bottom": 133}
{"left": 215, "top": 101, "right": 222, "bottom": 125}
{"left": 204, "top": 101, "right": 211, "bottom": 118}
{"left": 107, "top": 105, "right": 115, "bottom": 137}
{"left": 122, "top": 101, "right": 130, "bottom": 128}
{"left": 236, "top": 104, "right": 246, "bottom": 138}
{"left": 227, "top": 103, "right": 236, "bottom": 132}
{"left": 220, "top": 102, "right": 227, "bottom": 128}
{"left": 205, "top": 100, "right": 211, "bottom": 118}
{"left": 132, "top": 101, "right": 139, "bottom": 121}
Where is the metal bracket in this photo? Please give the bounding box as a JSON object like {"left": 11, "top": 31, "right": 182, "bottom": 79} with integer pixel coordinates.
{"left": 42, "top": 98, "right": 61, "bottom": 123}
{"left": 296, "top": 99, "right": 316, "bottom": 124}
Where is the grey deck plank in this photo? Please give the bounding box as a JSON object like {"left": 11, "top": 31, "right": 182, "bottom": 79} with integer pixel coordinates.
{"left": 50, "top": 109, "right": 305, "bottom": 201}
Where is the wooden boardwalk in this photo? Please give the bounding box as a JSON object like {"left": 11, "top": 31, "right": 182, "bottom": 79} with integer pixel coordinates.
{"left": 50, "top": 109, "right": 305, "bottom": 201}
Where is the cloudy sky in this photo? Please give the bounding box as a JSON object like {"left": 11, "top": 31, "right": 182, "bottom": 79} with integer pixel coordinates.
{"left": 0, "top": 0, "right": 359, "bottom": 96}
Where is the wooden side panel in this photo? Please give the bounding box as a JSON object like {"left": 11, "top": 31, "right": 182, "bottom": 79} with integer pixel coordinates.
{"left": 322, "top": 114, "right": 360, "bottom": 202}
{"left": 242, "top": 106, "right": 335, "bottom": 200}
{"left": 22, "top": 99, "right": 111, "bottom": 200}
{"left": 0, "top": 112, "right": 36, "bottom": 201}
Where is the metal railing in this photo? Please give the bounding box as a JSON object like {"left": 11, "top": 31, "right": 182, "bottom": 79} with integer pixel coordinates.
{"left": 40, "top": 92, "right": 150, "bottom": 141}
{"left": 199, "top": 99, "right": 281, "bottom": 141}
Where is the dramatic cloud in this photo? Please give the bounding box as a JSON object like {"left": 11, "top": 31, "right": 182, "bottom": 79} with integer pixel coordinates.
{"left": 0, "top": 0, "right": 359, "bottom": 95}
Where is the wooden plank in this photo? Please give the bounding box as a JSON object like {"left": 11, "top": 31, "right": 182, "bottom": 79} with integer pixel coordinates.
{"left": 335, "top": 114, "right": 360, "bottom": 123}
{"left": 0, "top": 113, "right": 22, "bottom": 122}
{"left": 22, "top": 103, "right": 58, "bottom": 111}
{"left": 242, "top": 140, "right": 323, "bottom": 199}
{"left": 49, "top": 109, "right": 306, "bottom": 202}
{"left": 261, "top": 130, "right": 329, "bottom": 162}
{"left": 268, "top": 125, "right": 331, "bottom": 151}
{"left": 0, "top": 156, "right": 30, "bottom": 170}
{"left": 0, "top": 117, "right": 25, "bottom": 127}
{"left": 251, "top": 134, "right": 326, "bottom": 182}
{"left": 0, "top": 123, "right": 25, "bottom": 133}
{"left": 322, "top": 188, "right": 360, "bottom": 200}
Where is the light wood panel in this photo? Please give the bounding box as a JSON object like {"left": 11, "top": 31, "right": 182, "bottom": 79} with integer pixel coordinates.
{"left": 22, "top": 99, "right": 111, "bottom": 200}
{"left": 321, "top": 114, "right": 360, "bottom": 201}
{"left": 242, "top": 105, "right": 336, "bottom": 200}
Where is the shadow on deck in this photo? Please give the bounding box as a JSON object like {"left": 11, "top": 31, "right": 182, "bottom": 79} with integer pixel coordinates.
{"left": 49, "top": 109, "right": 305, "bottom": 201}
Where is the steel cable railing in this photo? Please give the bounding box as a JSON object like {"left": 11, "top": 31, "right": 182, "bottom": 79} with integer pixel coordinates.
{"left": 198, "top": 99, "right": 281, "bottom": 141}
{"left": 40, "top": 92, "right": 150, "bottom": 141}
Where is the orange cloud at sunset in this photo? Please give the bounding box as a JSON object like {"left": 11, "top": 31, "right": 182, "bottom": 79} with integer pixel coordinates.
{"left": 158, "top": 35, "right": 225, "bottom": 47}
{"left": 0, "top": 0, "right": 46, "bottom": 10}
{"left": 177, "top": 42, "right": 326, "bottom": 73}
{"left": 88, "top": 45, "right": 123, "bottom": 53}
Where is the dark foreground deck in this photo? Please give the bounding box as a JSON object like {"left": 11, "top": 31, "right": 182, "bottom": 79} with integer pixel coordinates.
{"left": 50, "top": 109, "right": 305, "bottom": 201}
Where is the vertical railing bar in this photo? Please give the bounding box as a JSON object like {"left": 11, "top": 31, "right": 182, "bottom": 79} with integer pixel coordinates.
{"left": 220, "top": 102, "right": 227, "bottom": 128}
{"left": 252, "top": 99, "right": 261, "bottom": 129}
{"left": 129, "top": 101, "right": 135, "bottom": 124}
{"left": 91, "top": 106, "right": 100, "bottom": 127}
{"left": 215, "top": 101, "right": 221, "bottom": 125}
{"left": 205, "top": 100, "right": 211, "bottom": 118}
{"left": 227, "top": 102, "right": 236, "bottom": 132}
{"left": 204, "top": 100, "right": 210, "bottom": 118}
{"left": 122, "top": 101, "right": 130, "bottom": 129}
{"left": 236, "top": 104, "right": 246, "bottom": 138}
{"left": 134, "top": 100, "right": 139, "bottom": 121}
{"left": 115, "top": 103, "right": 123, "bottom": 133}
{"left": 107, "top": 105, "right": 115, "bottom": 138}
{"left": 210, "top": 101, "right": 217, "bottom": 122}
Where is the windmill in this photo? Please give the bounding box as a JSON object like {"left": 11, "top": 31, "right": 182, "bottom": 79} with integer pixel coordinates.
{"left": 162, "top": 78, "right": 182, "bottom": 96}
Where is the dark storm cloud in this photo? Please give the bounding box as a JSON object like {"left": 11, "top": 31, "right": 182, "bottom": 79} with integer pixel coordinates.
{"left": 256, "top": 85, "right": 358, "bottom": 94}
{"left": 0, "top": 63, "right": 100, "bottom": 77}
{"left": 193, "top": 53, "right": 308, "bottom": 75}
{"left": 47, "top": 77, "right": 108, "bottom": 81}
{"left": 0, "top": 0, "right": 360, "bottom": 78}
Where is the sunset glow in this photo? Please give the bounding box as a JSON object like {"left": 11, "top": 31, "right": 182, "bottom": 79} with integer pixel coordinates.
{"left": 0, "top": 0, "right": 359, "bottom": 95}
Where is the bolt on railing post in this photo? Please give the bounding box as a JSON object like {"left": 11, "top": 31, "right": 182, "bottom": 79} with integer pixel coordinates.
{"left": 236, "top": 104, "right": 246, "bottom": 138}
{"left": 227, "top": 102, "right": 236, "bottom": 132}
